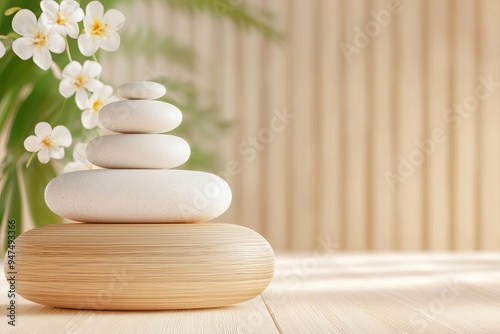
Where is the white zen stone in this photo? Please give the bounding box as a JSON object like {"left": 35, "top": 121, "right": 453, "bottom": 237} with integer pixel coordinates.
{"left": 45, "top": 170, "right": 232, "bottom": 223}
{"left": 87, "top": 134, "right": 190, "bottom": 169}
{"left": 118, "top": 81, "right": 166, "bottom": 100}
{"left": 99, "top": 100, "right": 182, "bottom": 134}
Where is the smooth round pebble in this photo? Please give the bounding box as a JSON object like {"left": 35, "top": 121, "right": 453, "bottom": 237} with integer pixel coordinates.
{"left": 87, "top": 134, "right": 190, "bottom": 169}
{"left": 45, "top": 170, "right": 232, "bottom": 223}
{"left": 118, "top": 81, "right": 166, "bottom": 100}
{"left": 99, "top": 100, "right": 182, "bottom": 133}
{"left": 5, "top": 223, "right": 274, "bottom": 310}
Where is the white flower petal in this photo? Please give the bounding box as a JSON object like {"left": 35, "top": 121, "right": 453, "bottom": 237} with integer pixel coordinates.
{"left": 40, "top": 1, "right": 59, "bottom": 15}
{"left": 52, "top": 125, "right": 72, "bottom": 147}
{"left": 42, "top": 22, "right": 58, "bottom": 33}
{"left": 84, "top": 78, "right": 103, "bottom": 92}
{"left": 86, "top": 1, "right": 104, "bottom": 19}
{"left": 47, "top": 32, "right": 65, "bottom": 53}
{"left": 49, "top": 146, "right": 65, "bottom": 159}
{"left": 24, "top": 135, "right": 42, "bottom": 152}
{"left": 37, "top": 148, "right": 51, "bottom": 164}
{"left": 78, "top": 34, "right": 98, "bottom": 56}
{"left": 51, "top": 61, "right": 62, "bottom": 80}
{"left": 75, "top": 88, "right": 88, "bottom": 110}
{"left": 95, "top": 31, "right": 120, "bottom": 52}
{"left": 81, "top": 110, "right": 98, "bottom": 129}
{"left": 82, "top": 60, "right": 102, "bottom": 78}
{"left": 12, "top": 37, "right": 34, "bottom": 60}
{"left": 33, "top": 47, "right": 52, "bottom": 70}
{"left": 53, "top": 25, "right": 68, "bottom": 36}
{"left": 0, "top": 41, "right": 6, "bottom": 59}
{"left": 62, "top": 61, "right": 82, "bottom": 79}
{"left": 73, "top": 143, "right": 89, "bottom": 164}
{"left": 37, "top": 17, "right": 48, "bottom": 31}
{"left": 83, "top": 98, "right": 92, "bottom": 109}
{"left": 12, "top": 9, "right": 37, "bottom": 36}
{"left": 103, "top": 9, "right": 125, "bottom": 31}
{"left": 83, "top": 15, "right": 94, "bottom": 31}
{"left": 59, "top": 79, "right": 77, "bottom": 97}
{"left": 66, "top": 21, "right": 80, "bottom": 39}
{"left": 64, "top": 161, "right": 86, "bottom": 173}
{"left": 35, "top": 122, "right": 52, "bottom": 138}
{"left": 60, "top": 0, "right": 80, "bottom": 15}
{"left": 40, "top": 12, "right": 56, "bottom": 29}
{"left": 98, "top": 85, "right": 113, "bottom": 98}
{"left": 67, "top": 7, "right": 84, "bottom": 22}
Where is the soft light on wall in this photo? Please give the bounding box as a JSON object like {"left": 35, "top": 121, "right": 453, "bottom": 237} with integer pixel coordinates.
{"left": 104, "top": 0, "right": 500, "bottom": 252}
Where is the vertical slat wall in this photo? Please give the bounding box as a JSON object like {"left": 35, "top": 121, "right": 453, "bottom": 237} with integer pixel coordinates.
{"left": 104, "top": 0, "right": 500, "bottom": 251}
{"left": 480, "top": 0, "right": 500, "bottom": 250}
{"left": 427, "top": 0, "right": 451, "bottom": 250}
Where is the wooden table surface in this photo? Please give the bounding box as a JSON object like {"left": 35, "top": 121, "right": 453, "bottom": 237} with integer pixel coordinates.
{"left": 2, "top": 252, "right": 500, "bottom": 333}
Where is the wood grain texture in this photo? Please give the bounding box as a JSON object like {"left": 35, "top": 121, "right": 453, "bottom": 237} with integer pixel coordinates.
{"left": 0, "top": 293, "right": 279, "bottom": 334}
{"left": 262, "top": 253, "right": 500, "bottom": 334}
{"left": 3, "top": 254, "right": 500, "bottom": 333}
{"left": 4, "top": 223, "right": 274, "bottom": 310}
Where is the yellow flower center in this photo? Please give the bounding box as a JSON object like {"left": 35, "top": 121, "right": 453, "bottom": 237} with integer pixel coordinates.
{"left": 33, "top": 33, "right": 47, "bottom": 48}
{"left": 92, "top": 98, "right": 103, "bottom": 113}
{"left": 74, "top": 75, "right": 86, "bottom": 88}
{"left": 56, "top": 13, "right": 68, "bottom": 25}
{"left": 90, "top": 18, "right": 107, "bottom": 38}
{"left": 42, "top": 136, "right": 52, "bottom": 147}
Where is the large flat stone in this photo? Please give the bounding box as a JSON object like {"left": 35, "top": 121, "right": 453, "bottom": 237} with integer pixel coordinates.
{"left": 4, "top": 223, "right": 275, "bottom": 310}
{"left": 45, "top": 170, "right": 231, "bottom": 223}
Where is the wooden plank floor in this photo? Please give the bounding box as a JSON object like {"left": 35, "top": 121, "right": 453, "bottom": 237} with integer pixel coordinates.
{"left": 2, "top": 253, "right": 500, "bottom": 333}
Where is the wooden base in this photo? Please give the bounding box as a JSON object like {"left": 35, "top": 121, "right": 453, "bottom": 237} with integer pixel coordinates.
{"left": 4, "top": 223, "right": 274, "bottom": 310}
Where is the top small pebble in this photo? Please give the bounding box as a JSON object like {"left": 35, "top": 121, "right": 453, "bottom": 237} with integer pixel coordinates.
{"left": 118, "top": 81, "right": 166, "bottom": 100}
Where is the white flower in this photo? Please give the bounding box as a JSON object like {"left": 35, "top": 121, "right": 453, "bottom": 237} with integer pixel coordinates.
{"left": 24, "top": 122, "right": 72, "bottom": 164}
{"left": 81, "top": 85, "right": 116, "bottom": 129}
{"left": 41, "top": 0, "right": 84, "bottom": 39}
{"left": 0, "top": 41, "right": 5, "bottom": 59}
{"left": 11, "top": 9, "right": 65, "bottom": 70}
{"left": 63, "top": 143, "right": 100, "bottom": 172}
{"left": 59, "top": 60, "right": 103, "bottom": 109}
{"left": 78, "top": 1, "right": 125, "bottom": 56}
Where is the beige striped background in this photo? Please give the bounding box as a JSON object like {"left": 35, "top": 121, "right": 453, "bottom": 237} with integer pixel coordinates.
{"left": 103, "top": 0, "right": 500, "bottom": 252}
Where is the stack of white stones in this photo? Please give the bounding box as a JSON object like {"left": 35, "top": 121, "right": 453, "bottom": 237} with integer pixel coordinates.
{"left": 47, "top": 81, "right": 232, "bottom": 223}
{"left": 6, "top": 82, "right": 275, "bottom": 310}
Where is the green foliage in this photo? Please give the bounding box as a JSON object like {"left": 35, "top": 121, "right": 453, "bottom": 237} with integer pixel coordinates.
{"left": 0, "top": 0, "right": 280, "bottom": 252}
{"left": 153, "top": 0, "right": 281, "bottom": 41}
